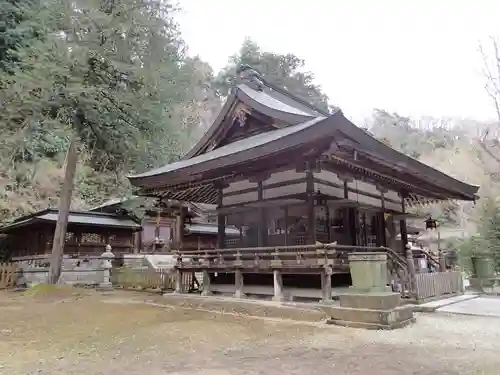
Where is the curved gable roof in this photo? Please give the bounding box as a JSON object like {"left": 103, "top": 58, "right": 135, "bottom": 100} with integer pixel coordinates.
{"left": 183, "top": 82, "right": 322, "bottom": 160}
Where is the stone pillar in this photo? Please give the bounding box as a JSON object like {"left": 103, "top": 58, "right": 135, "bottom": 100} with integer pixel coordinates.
{"left": 174, "top": 269, "right": 182, "bottom": 293}
{"left": 201, "top": 270, "right": 211, "bottom": 296}
{"left": 272, "top": 269, "right": 285, "bottom": 302}
{"left": 234, "top": 269, "right": 245, "bottom": 298}
{"left": 348, "top": 252, "right": 391, "bottom": 293}
{"left": 99, "top": 244, "right": 114, "bottom": 289}
{"left": 320, "top": 265, "right": 333, "bottom": 303}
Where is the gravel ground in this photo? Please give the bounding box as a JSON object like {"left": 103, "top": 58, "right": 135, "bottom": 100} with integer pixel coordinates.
{"left": 1, "top": 289, "right": 499, "bottom": 375}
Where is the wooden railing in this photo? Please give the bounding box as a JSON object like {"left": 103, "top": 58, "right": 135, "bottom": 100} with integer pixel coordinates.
{"left": 174, "top": 243, "right": 410, "bottom": 274}
{"left": 175, "top": 242, "right": 350, "bottom": 273}
{"left": 111, "top": 267, "right": 198, "bottom": 292}
{"left": 414, "top": 271, "right": 463, "bottom": 301}
{"left": 0, "top": 263, "right": 16, "bottom": 289}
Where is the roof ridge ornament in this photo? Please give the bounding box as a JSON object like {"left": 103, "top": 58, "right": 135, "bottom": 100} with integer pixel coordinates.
{"left": 236, "top": 64, "right": 264, "bottom": 91}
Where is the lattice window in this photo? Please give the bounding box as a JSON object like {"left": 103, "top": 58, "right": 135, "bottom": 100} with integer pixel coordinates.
{"left": 80, "top": 233, "right": 102, "bottom": 244}
{"left": 108, "top": 234, "right": 132, "bottom": 246}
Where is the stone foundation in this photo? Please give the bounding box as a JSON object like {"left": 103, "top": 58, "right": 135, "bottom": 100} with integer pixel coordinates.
{"left": 319, "top": 292, "right": 415, "bottom": 330}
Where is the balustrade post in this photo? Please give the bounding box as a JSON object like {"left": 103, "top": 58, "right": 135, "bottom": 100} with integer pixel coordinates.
{"left": 234, "top": 249, "right": 243, "bottom": 267}
{"left": 234, "top": 269, "right": 245, "bottom": 298}
{"left": 271, "top": 248, "right": 282, "bottom": 268}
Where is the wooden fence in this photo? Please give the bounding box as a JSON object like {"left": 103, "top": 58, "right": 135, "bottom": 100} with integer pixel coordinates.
{"left": 0, "top": 263, "right": 16, "bottom": 289}
{"left": 111, "top": 267, "right": 198, "bottom": 293}
{"left": 414, "top": 271, "right": 463, "bottom": 301}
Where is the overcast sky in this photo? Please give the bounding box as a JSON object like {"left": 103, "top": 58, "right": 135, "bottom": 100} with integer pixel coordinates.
{"left": 177, "top": 0, "right": 500, "bottom": 122}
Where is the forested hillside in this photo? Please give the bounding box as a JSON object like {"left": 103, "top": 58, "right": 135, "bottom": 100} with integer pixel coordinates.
{"left": 1, "top": 0, "right": 499, "bottom": 248}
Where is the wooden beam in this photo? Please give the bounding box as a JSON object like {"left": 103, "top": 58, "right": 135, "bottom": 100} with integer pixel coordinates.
{"left": 324, "top": 155, "right": 450, "bottom": 200}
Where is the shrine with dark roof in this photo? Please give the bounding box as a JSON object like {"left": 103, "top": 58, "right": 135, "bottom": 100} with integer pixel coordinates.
{"left": 128, "top": 66, "right": 478, "bottom": 299}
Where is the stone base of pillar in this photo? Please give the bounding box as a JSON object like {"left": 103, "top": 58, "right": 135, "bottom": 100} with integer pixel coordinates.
{"left": 272, "top": 295, "right": 285, "bottom": 302}
{"left": 234, "top": 290, "right": 246, "bottom": 299}
{"left": 318, "top": 292, "right": 415, "bottom": 330}
{"left": 319, "top": 298, "right": 335, "bottom": 305}
{"left": 201, "top": 290, "right": 213, "bottom": 297}
{"left": 98, "top": 282, "right": 113, "bottom": 290}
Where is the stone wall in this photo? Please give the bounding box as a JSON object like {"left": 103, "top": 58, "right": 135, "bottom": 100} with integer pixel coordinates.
{"left": 14, "top": 256, "right": 106, "bottom": 286}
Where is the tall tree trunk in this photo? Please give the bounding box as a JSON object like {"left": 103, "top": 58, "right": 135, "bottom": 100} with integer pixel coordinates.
{"left": 48, "top": 133, "right": 78, "bottom": 284}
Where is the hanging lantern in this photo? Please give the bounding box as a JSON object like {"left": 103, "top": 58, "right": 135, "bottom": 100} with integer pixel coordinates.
{"left": 425, "top": 216, "right": 438, "bottom": 230}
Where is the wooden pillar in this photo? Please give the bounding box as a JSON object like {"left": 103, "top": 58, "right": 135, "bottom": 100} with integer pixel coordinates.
{"left": 284, "top": 206, "right": 289, "bottom": 246}
{"left": 377, "top": 186, "right": 387, "bottom": 247}
{"left": 399, "top": 195, "right": 409, "bottom": 255}
{"left": 320, "top": 266, "right": 332, "bottom": 302}
{"left": 217, "top": 185, "right": 226, "bottom": 249}
{"left": 234, "top": 269, "right": 245, "bottom": 298}
{"left": 257, "top": 180, "right": 266, "bottom": 247}
{"left": 326, "top": 205, "right": 331, "bottom": 242}
{"left": 386, "top": 214, "right": 397, "bottom": 251}
{"left": 238, "top": 225, "right": 243, "bottom": 246}
{"left": 306, "top": 167, "right": 316, "bottom": 245}
{"left": 174, "top": 268, "right": 182, "bottom": 293}
{"left": 361, "top": 212, "right": 367, "bottom": 246}
{"left": 343, "top": 178, "right": 357, "bottom": 246}
{"left": 201, "top": 270, "right": 211, "bottom": 296}
{"left": 175, "top": 212, "right": 184, "bottom": 251}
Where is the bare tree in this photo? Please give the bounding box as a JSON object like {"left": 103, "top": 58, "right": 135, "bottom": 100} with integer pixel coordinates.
{"left": 479, "top": 37, "right": 500, "bottom": 165}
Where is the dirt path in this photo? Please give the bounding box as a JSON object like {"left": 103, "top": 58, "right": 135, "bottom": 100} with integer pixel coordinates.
{"left": 1, "top": 289, "right": 499, "bottom": 375}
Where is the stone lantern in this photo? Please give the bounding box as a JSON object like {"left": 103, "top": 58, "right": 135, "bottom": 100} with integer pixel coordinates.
{"left": 100, "top": 244, "right": 115, "bottom": 289}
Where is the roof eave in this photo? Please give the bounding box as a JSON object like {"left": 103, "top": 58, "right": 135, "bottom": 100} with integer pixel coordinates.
{"left": 128, "top": 115, "right": 330, "bottom": 189}
{"left": 335, "top": 114, "right": 480, "bottom": 201}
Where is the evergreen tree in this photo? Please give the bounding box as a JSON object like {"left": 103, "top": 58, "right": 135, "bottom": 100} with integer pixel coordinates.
{"left": 0, "top": 0, "right": 210, "bottom": 219}
{"left": 0, "top": 0, "right": 202, "bottom": 171}
{"left": 478, "top": 196, "right": 500, "bottom": 270}
{"left": 215, "top": 38, "right": 330, "bottom": 113}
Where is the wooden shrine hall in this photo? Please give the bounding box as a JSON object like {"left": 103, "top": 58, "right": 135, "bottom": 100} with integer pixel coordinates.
{"left": 128, "top": 66, "right": 479, "bottom": 297}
